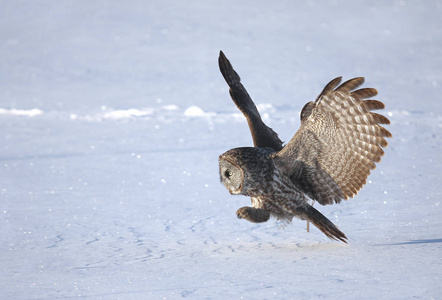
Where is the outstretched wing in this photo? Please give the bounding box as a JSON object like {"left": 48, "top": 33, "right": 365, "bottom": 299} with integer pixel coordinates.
{"left": 274, "top": 77, "right": 392, "bottom": 205}
{"left": 218, "top": 51, "right": 283, "bottom": 151}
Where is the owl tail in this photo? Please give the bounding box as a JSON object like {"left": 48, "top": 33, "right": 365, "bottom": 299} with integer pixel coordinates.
{"left": 300, "top": 205, "right": 348, "bottom": 243}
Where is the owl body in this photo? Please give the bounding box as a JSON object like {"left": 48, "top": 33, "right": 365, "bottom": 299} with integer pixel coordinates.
{"left": 217, "top": 51, "right": 391, "bottom": 243}
{"left": 220, "top": 147, "right": 307, "bottom": 223}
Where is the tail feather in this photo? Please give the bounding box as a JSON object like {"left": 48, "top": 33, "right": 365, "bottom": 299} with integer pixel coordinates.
{"left": 299, "top": 205, "right": 348, "bottom": 243}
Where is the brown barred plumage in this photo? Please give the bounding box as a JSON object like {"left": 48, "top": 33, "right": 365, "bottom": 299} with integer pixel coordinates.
{"left": 218, "top": 51, "right": 391, "bottom": 243}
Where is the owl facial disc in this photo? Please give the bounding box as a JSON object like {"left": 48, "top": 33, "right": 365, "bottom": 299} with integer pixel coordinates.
{"left": 219, "top": 157, "right": 244, "bottom": 194}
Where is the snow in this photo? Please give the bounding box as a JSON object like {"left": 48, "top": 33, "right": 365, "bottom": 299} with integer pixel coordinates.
{"left": 1, "top": 1, "right": 441, "bottom": 299}
{"left": 183, "top": 106, "right": 206, "bottom": 117}
{"left": 0, "top": 108, "right": 43, "bottom": 117}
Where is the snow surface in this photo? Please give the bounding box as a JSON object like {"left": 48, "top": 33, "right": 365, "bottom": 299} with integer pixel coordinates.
{"left": 1, "top": 1, "right": 441, "bottom": 299}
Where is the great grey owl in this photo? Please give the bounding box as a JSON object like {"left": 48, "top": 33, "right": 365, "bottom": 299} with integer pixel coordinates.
{"left": 218, "top": 51, "right": 391, "bottom": 243}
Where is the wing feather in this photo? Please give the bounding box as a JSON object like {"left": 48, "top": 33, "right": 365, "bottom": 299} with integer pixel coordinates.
{"left": 274, "top": 77, "right": 391, "bottom": 204}
{"left": 351, "top": 88, "right": 378, "bottom": 99}
{"left": 335, "top": 77, "right": 365, "bottom": 92}
{"left": 218, "top": 51, "right": 283, "bottom": 151}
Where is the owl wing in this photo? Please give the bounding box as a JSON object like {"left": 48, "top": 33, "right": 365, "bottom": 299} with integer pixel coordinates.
{"left": 274, "top": 77, "right": 392, "bottom": 205}
{"left": 218, "top": 51, "right": 283, "bottom": 151}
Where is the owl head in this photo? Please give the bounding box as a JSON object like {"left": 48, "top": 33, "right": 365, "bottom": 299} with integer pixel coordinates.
{"left": 219, "top": 147, "right": 275, "bottom": 196}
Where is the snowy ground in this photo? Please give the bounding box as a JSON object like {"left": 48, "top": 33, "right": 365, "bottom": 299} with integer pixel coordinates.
{"left": 1, "top": 1, "right": 441, "bottom": 299}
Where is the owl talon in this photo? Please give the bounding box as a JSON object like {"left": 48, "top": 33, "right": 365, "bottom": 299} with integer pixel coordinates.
{"left": 236, "top": 207, "right": 249, "bottom": 219}
{"left": 236, "top": 206, "right": 270, "bottom": 223}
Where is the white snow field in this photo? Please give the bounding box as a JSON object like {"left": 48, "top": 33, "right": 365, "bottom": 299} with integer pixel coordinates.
{"left": 1, "top": 1, "right": 441, "bottom": 299}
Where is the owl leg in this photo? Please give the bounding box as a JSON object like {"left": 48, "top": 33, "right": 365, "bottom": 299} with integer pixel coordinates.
{"left": 236, "top": 206, "right": 270, "bottom": 223}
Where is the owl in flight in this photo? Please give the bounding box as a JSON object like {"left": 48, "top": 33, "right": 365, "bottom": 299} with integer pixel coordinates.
{"left": 218, "top": 51, "right": 391, "bottom": 243}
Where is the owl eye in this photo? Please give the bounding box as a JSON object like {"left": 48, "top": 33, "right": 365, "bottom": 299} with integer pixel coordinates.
{"left": 225, "top": 170, "right": 233, "bottom": 178}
